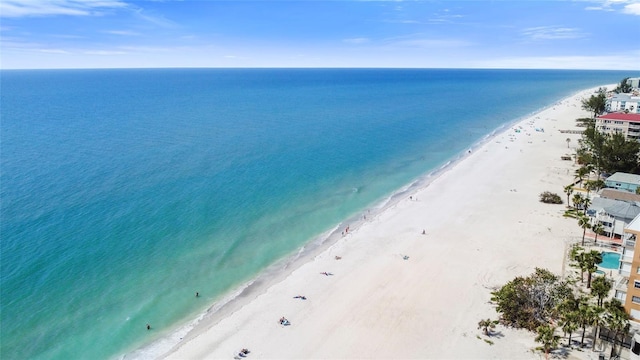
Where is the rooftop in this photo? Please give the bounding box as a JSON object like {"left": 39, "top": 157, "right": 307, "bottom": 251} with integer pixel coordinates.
{"left": 590, "top": 197, "right": 640, "bottom": 221}
{"left": 598, "top": 113, "right": 640, "bottom": 122}
{"left": 600, "top": 188, "right": 640, "bottom": 203}
{"left": 626, "top": 213, "right": 640, "bottom": 235}
{"left": 609, "top": 94, "right": 640, "bottom": 101}
{"left": 606, "top": 172, "right": 640, "bottom": 186}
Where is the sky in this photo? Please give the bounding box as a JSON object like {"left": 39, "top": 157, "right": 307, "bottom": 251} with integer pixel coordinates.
{"left": 0, "top": 0, "right": 639, "bottom": 70}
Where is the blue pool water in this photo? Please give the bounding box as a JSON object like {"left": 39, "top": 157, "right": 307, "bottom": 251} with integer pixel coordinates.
{"left": 599, "top": 252, "right": 621, "bottom": 269}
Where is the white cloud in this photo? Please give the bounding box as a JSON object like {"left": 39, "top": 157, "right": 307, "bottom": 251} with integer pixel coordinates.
{"left": 132, "top": 8, "right": 176, "bottom": 27}
{"left": 103, "top": 30, "right": 141, "bottom": 36}
{"left": 343, "top": 37, "right": 371, "bottom": 44}
{"left": 38, "top": 48, "right": 70, "bottom": 54}
{"left": 83, "top": 50, "right": 127, "bottom": 55}
{"left": 118, "top": 45, "right": 171, "bottom": 52}
{"left": 385, "top": 34, "right": 471, "bottom": 48}
{"left": 0, "top": 0, "right": 128, "bottom": 18}
{"left": 623, "top": 2, "right": 640, "bottom": 14}
{"left": 583, "top": 0, "right": 640, "bottom": 15}
{"left": 521, "top": 26, "right": 585, "bottom": 40}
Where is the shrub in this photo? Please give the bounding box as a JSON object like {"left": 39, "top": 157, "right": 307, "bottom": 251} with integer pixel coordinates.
{"left": 539, "top": 191, "right": 563, "bottom": 204}
{"left": 491, "top": 268, "right": 572, "bottom": 331}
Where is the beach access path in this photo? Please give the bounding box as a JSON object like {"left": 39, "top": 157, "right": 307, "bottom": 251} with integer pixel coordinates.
{"left": 165, "top": 86, "right": 607, "bottom": 359}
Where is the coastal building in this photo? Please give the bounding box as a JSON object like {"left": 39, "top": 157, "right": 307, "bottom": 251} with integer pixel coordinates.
{"left": 607, "top": 94, "right": 640, "bottom": 113}
{"left": 600, "top": 188, "right": 640, "bottom": 203}
{"left": 596, "top": 113, "right": 640, "bottom": 141}
{"left": 605, "top": 172, "right": 640, "bottom": 193}
{"left": 615, "top": 214, "right": 640, "bottom": 320}
{"left": 588, "top": 197, "right": 640, "bottom": 239}
{"left": 628, "top": 77, "right": 640, "bottom": 89}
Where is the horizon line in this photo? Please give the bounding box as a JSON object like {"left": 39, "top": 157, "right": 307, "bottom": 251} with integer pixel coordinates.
{"left": 1, "top": 66, "right": 639, "bottom": 71}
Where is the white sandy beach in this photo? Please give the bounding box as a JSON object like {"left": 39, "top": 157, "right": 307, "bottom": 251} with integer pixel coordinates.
{"left": 164, "top": 86, "right": 609, "bottom": 360}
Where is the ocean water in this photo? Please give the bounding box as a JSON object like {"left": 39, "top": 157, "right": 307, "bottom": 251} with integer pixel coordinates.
{"left": 0, "top": 69, "right": 630, "bottom": 359}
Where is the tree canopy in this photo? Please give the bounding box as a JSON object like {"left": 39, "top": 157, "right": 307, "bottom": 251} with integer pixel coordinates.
{"left": 491, "top": 268, "right": 572, "bottom": 330}
{"left": 615, "top": 77, "right": 632, "bottom": 94}
{"left": 600, "top": 132, "right": 640, "bottom": 174}
{"left": 581, "top": 91, "right": 607, "bottom": 118}
{"left": 577, "top": 122, "right": 640, "bottom": 175}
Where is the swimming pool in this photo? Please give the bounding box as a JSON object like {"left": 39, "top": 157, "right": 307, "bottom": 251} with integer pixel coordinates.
{"left": 599, "top": 252, "right": 621, "bottom": 270}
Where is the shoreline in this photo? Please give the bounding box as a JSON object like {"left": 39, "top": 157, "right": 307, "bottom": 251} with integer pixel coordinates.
{"left": 138, "top": 85, "right": 609, "bottom": 359}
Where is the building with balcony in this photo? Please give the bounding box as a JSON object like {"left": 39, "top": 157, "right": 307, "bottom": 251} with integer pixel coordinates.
{"left": 588, "top": 197, "right": 640, "bottom": 239}
{"left": 608, "top": 94, "right": 640, "bottom": 114}
{"left": 596, "top": 113, "right": 640, "bottom": 141}
{"left": 617, "top": 214, "right": 640, "bottom": 320}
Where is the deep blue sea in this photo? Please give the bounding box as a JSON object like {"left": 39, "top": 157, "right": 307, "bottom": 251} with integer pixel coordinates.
{"left": 0, "top": 69, "right": 632, "bottom": 359}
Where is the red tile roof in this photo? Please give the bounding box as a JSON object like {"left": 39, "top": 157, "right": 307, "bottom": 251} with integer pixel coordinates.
{"left": 598, "top": 113, "right": 640, "bottom": 121}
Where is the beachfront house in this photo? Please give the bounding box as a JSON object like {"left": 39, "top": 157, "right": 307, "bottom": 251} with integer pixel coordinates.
{"left": 607, "top": 94, "right": 640, "bottom": 114}
{"left": 587, "top": 197, "right": 640, "bottom": 239}
{"left": 615, "top": 214, "right": 640, "bottom": 320}
{"left": 596, "top": 113, "right": 640, "bottom": 141}
{"left": 600, "top": 188, "right": 640, "bottom": 203}
{"left": 605, "top": 172, "right": 640, "bottom": 193}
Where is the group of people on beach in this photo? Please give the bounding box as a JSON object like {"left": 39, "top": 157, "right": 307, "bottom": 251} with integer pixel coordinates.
{"left": 234, "top": 348, "right": 250, "bottom": 359}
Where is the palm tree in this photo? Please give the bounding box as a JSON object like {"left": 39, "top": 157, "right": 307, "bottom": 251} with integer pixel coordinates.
{"left": 578, "top": 216, "right": 591, "bottom": 246}
{"left": 575, "top": 166, "right": 591, "bottom": 187}
{"left": 477, "top": 318, "right": 498, "bottom": 336}
{"left": 566, "top": 137, "right": 571, "bottom": 148}
{"left": 604, "top": 299, "right": 630, "bottom": 358}
{"left": 591, "top": 276, "right": 612, "bottom": 307}
{"left": 559, "top": 310, "right": 579, "bottom": 347}
{"left": 535, "top": 324, "right": 560, "bottom": 360}
{"left": 591, "top": 305, "right": 606, "bottom": 351}
{"left": 585, "top": 179, "right": 605, "bottom": 193}
{"left": 577, "top": 298, "right": 596, "bottom": 347}
{"left": 592, "top": 222, "right": 604, "bottom": 244}
{"left": 584, "top": 250, "right": 603, "bottom": 289}
{"left": 570, "top": 246, "right": 586, "bottom": 283}
{"left": 572, "top": 193, "right": 584, "bottom": 212}
{"left": 582, "top": 197, "right": 591, "bottom": 216}
{"left": 564, "top": 185, "right": 574, "bottom": 208}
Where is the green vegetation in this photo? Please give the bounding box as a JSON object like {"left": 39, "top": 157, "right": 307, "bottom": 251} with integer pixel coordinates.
{"left": 563, "top": 185, "right": 574, "bottom": 206}
{"left": 604, "top": 300, "right": 631, "bottom": 358}
{"left": 581, "top": 89, "right": 607, "bottom": 119}
{"left": 535, "top": 324, "right": 560, "bottom": 360}
{"left": 539, "top": 191, "right": 562, "bottom": 204}
{"left": 577, "top": 216, "right": 591, "bottom": 246}
{"left": 477, "top": 318, "right": 498, "bottom": 336}
{"left": 488, "top": 77, "right": 637, "bottom": 357}
{"left": 491, "top": 265, "right": 629, "bottom": 357}
{"left": 570, "top": 247, "right": 602, "bottom": 288}
{"left": 491, "top": 268, "right": 572, "bottom": 330}
{"left": 615, "top": 77, "right": 632, "bottom": 94}
{"left": 590, "top": 276, "right": 612, "bottom": 307}
{"left": 591, "top": 222, "right": 604, "bottom": 244}
{"left": 575, "top": 81, "right": 640, "bottom": 174}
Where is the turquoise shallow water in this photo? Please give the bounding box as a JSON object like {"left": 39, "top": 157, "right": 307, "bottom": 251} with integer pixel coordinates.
{"left": 0, "top": 69, "right": 632, "bottom": 359}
